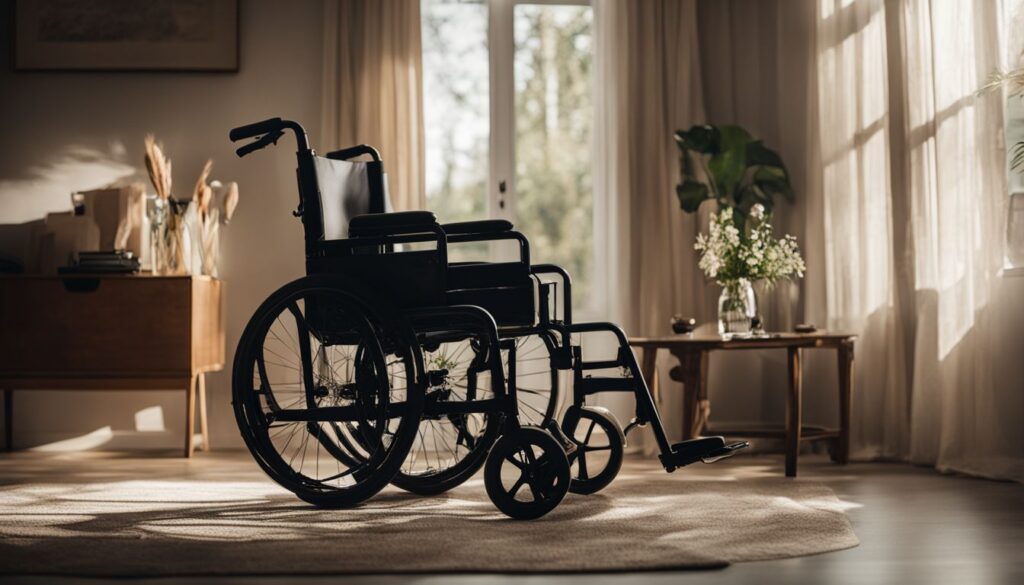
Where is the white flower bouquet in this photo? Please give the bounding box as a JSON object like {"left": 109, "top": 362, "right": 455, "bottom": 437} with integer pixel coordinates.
{"left": 695, "top": 205, "right": 805, "bottom": 287}
{"left": 695, "top": 205, "right": 805, "bottom": 334}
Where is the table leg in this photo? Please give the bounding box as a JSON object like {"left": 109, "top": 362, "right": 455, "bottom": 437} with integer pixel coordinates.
{"left": 835, "top": 339, "right": 854, "bottom": 464}
{"left": 786, "top": 347, "right": 802, "bottom": 477}
{"left": 198, "top": 373, "right": 210, "bottom": 452}
{"left": 185, "top": 375, "right": 197, "bottom": 458}
{"left": 674, "top": 349, "right": 707, "bottom": 440}
{"left": 639, "top": 347, "right": 659, "bottom": 406}
{"left": 3, "top": 389, "right": 11, "bottom": 452}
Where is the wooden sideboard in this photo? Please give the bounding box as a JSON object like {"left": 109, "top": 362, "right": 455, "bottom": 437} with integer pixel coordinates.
{"left": 0, "top": 275, "right": 224, "bottom": 457}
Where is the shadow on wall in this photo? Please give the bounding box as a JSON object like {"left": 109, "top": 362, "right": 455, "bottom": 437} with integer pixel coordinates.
{"left": 0, "top": 142, "right": 145, "bottom": 224}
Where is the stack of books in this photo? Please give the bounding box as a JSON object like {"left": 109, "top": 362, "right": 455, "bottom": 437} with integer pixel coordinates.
{"left": 59, "top": 250, "right": 140, "bottom": 275}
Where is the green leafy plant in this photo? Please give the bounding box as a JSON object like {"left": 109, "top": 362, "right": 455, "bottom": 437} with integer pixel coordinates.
{"left": 674, "top": 125, "right": 794, "bottom": 230}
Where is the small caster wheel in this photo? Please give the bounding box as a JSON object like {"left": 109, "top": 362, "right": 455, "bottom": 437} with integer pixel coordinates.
{"left": 561, "top": 406, "right": 624, "bottom": 495}
{"left": 484, "top": 426, "right": 570, "bottom": 519}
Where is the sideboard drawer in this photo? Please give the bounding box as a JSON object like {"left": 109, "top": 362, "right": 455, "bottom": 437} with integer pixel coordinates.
{"left": 0, "top": 276, "right": 210, "bottom": 377}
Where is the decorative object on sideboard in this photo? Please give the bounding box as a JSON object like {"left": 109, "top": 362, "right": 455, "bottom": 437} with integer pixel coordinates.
{"left": 3, "top": 187, "right": 145, "bottom": 275}
{"left": 72, "top": 185, "right": 146, "bottom": 256}
{"left": 675, "top": 125, "right": 805, "bottom": 336}
{"left": 144, "top": 134, "right": 189, "bottom": 275}
{"left": 144, "top": 136, "right": 240, "bottom": 276}
{"left": 59, "top": 250, "right": 140, "bottom": 275}
{"left": 188, "top": 162, "right": 240, "bottom": 277}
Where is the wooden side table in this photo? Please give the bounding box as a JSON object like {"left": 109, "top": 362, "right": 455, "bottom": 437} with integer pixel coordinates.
{"left": 0, "top": 275, "right": 225, "bottom": 457}
{"left": 630, "top": 332, "right": 855, "bottom": 477}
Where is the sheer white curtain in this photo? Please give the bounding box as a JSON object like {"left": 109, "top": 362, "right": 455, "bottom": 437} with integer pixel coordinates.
{"left": 593, "top": 0, "right": 709, "bottom": 443}
{"left": 321, "top": 0, "right": 426, "bottom": 211}
{"left": 813, "top": 0, "right": 1024, "bottom": 479}
{"left": 815, "top": 0, "right": 911, "bottom": 459}
{"left": 898, "top": 0, "right": 1024, "bottom": 480}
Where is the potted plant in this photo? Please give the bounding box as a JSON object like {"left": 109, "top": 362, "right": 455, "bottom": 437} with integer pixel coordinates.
{"left": 674, "top": 125, "right": 805, "bottom": 335}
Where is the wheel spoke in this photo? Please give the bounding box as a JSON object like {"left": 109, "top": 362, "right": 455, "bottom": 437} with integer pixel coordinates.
{"left": 509, "top": 473, "right": 529, "bottom": 498}
{"left": 576, "top": 450, "right": 589, "bottom": 480}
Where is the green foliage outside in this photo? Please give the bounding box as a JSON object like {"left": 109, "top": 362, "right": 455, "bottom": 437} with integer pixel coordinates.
{"left": 422, "top": 1, "right": 595, "bottom": 307}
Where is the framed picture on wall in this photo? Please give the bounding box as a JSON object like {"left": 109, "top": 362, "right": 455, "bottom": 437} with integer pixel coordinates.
{"left": 12, "top": 0, "right": 239, "bottom": 72}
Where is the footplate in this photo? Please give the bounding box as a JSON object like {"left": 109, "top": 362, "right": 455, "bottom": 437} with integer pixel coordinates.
{"left": 658, "top": 436, "right": 749, "bottom": 471}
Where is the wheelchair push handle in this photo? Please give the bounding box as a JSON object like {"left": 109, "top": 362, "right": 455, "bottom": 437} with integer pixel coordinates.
{"left": 229, "top": 117, "right": 282, "bottom": 141}
{"left": 228, "top": 118, "right": 310, "bottom": 158}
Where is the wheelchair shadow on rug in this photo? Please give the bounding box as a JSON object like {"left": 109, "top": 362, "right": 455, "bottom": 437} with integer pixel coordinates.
{"left": 0, "top": 471, "right": 858, "bottom": 576}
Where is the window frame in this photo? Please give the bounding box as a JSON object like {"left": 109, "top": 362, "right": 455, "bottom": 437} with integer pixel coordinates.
{"left": 487, "top": 0, "right": 592, "bottom": 226}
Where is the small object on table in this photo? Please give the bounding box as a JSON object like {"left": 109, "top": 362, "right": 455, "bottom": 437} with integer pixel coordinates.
{"left": 671, "top": 315, "right": 696, "bottom": 334}
{"left": 794, "top": 323, "right": 817, "bottom": 333}
{"left": 751, "top": 315, "right": 766, "bottom": 336}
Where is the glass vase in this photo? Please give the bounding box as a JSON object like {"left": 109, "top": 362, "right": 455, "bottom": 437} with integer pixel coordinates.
{"left": 148, "top": 198, "right": 192, "bottom": 276}
{"left": 718, "top": 279, "right": 757, "bottom": 336}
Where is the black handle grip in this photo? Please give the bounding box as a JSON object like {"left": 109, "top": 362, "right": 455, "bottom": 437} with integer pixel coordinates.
{"left": 235, "top": 129, "right": 285, "bottom": 158}
{"left": 236, "top": 141, "right": 264, "bottom": 158}
{"left": 229, "top": 118, "right": 283, "bottom": 142}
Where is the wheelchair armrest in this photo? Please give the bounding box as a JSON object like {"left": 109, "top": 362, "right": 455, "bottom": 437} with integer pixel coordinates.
{"left": 442, "top": 219, "right": 513, "bottom": 235}
{"left": 349, "top": 211, "right": 438, "bottom": 237}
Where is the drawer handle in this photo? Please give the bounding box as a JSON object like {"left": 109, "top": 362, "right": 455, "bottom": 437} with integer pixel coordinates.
{"left": 62, "top": 278, "right": 101, "bottom": 293}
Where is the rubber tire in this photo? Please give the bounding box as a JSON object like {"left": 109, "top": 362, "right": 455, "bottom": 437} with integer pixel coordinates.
{"left": 232, "top": 275, "right": 423, "bottom": 509}
{"left": 484, "top": 426, "right": 571, "bottom": 520}
{"left": 562, "top": 406, "right": 624, "bottom": 495}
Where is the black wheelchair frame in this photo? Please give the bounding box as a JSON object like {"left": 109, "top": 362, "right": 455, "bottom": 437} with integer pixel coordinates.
{"left": 228, "top": 117, "right": 746, "bottom": 519}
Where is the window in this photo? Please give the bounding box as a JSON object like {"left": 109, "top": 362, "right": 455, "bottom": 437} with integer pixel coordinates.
{"left": 422, "top": 0, "right": 595, "bottom": 310}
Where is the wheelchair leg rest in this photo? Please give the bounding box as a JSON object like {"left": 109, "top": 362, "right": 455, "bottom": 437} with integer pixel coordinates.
{"left": 658, "top": 436, "right": 749, "bottom": 471}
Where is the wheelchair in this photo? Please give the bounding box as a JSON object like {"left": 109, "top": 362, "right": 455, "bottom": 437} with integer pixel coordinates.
{"left": 229, "top": 118, "right": 748, "bottom": 519}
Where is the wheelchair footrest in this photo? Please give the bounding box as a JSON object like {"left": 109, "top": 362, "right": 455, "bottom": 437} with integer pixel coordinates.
{"left": 659, "top": 436, "right": 749, "bottom": 470}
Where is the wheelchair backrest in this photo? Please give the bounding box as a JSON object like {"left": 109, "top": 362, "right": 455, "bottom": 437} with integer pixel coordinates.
{"left": 312, "top": 149, "right": 393, "bottom": 240}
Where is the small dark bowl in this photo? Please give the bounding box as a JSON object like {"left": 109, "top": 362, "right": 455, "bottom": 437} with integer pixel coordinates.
{"left": 671, "top": 315, "right": 696, "bottom": 334}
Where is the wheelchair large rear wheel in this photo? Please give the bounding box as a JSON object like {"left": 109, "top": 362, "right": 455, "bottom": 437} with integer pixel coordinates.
{"left": 504, "top": 333, "right": 562, "bottom": 427}
{"left": 390, "top": 330, "right": 503, "bottom": 495}
{"left": 232, "top": 277, "right": 423, "bottom": 508}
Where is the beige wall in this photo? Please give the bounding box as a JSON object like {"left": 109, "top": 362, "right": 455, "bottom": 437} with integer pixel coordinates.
{"left": 0, "top": 0, "right": 324, "bottom": 450}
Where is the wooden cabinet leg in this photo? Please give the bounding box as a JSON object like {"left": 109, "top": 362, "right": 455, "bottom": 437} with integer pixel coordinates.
{"left": 185, "top": 375, "right": 196, "bottom": 458}
{"left": 4, "top": 389, "right": 11, "bottom": 452}
{"left": 198, "top": 373, "right": 210, "bottom": 452}
{"left": 836, "top": 340, "right": 854, "bottom": 465}
{"left": 786, "top": 347, "right": 802, "bottom": 477}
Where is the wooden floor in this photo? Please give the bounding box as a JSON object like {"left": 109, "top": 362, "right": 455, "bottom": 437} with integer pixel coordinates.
{"left": 1, "top": 450, "right": 1021, "bottom": 585}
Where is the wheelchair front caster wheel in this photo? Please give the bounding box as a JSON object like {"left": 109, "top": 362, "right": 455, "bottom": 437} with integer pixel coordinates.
{"left": 561, "top": 406, "right": 624, "bottom": 495}
{"left": 484, "top": 427, "right": 570, "bottom": 519}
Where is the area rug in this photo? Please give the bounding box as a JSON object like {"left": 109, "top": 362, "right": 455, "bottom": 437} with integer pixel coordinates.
{"left": 0, "top": 455, "right": 858, "bottom": 576}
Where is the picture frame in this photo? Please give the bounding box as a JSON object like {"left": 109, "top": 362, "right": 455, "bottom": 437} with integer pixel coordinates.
{"left": 12, "top": 0, "right": 239, "bottom": 72}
